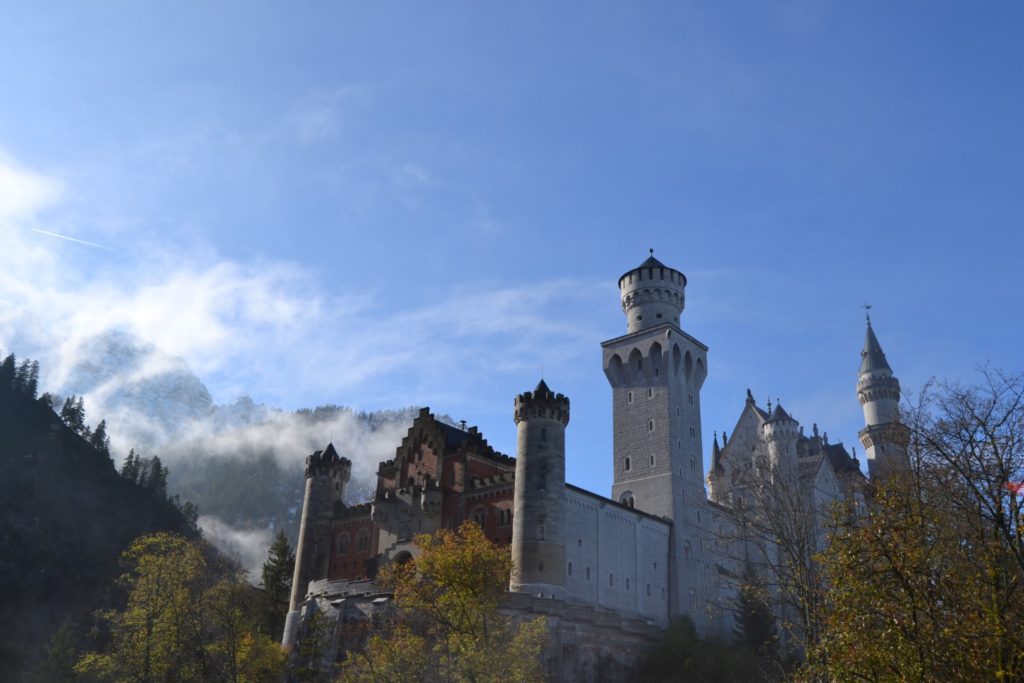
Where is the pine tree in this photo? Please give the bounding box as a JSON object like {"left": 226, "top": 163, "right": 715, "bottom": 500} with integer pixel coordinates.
{"left": 38, "top": 392, "right": 55, "bottom": 409}
{"left": 60, "top": 396, "right": 86, "bottom": 434}
{"left": 145, "top": 455, "right": 168, "bottom": 498}
{"left": 29, "top": 621, "right": 79, "bottom": 683}
{"left": 15, "top": 358, "right": 31, "bottom": 394}
{"left": 260, "top": 530, "right": 295, "bottom": 639}
{"left": 0, "top": 353, "right": 14, "bottom": 388}
{"left": 74, "top": 397, "right": 86, "bottom": 434}
{"left": 26, "top": 360, "right": 39, "bottom": 399}
{"left": 89, "top": 420, "right": 111, "bottom": 460}
{"left": 120, "top": 449, "right": 139, "bottom": 482}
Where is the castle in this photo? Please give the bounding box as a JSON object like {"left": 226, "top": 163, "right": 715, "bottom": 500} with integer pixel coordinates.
{"left": 281, "top": 253, "right": 908, "bottom": 677}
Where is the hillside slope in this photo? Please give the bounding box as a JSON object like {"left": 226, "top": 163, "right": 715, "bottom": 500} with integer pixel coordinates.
{"left": 0, "top": 376, "right": 199, "bottom": 680}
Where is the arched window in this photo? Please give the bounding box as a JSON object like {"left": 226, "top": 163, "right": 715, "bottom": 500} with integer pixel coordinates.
{"left": 472, "top": 507, "right": 487, "bottom": 527}
{"left": 336, "top": 534, "right": 349, "bottom": 555}
{"left": 357, "top": 531, "right": 369, "bottom": 552}
{"left": 620, "top": 491, "right": 635, "bottom": 509}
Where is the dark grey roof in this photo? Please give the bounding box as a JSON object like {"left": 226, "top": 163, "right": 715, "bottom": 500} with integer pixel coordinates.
{"left": 824, "top": 443, "right": 862, "bottom": 475}
{"left": 617, "top": 252, "right": 687, "bottom": 287}
{"left": 534, "top": 378, "right": 553, "bottom": 397}
{"left": 767, "top": 402, "right": 794, "bottom": 423}
{"left": 436, "top": 421, "right": 471, "bottom": 448}
{"left": 860, "top": 321, "right": 892, "bottom": 374}
{"left": 638, "top": 255, "right": 667, "bottom": 269}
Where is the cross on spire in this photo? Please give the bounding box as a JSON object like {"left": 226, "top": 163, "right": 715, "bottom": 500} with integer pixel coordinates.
{"left": 862, "top": 303, "right": 872, "bottom": 323}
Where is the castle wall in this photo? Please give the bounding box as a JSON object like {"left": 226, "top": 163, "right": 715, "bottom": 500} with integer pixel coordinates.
{"left": 563, "top": 485, "right": 671, "bottom": 625}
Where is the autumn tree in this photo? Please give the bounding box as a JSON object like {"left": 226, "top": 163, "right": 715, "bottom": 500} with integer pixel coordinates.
{"left": 337, "top": 521, "right": 547, "bottom": 683}
{"left": 814, "top": 369, "right": 1024, "bottom": 681}
{"left": 75, "top": 532, "right": 285, "bottom": 682}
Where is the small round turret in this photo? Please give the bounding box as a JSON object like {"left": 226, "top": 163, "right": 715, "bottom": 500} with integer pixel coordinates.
{"left": 510, "top": 380, "right": 570, "bottom": 598}
{"left": 618, "top": 250, "right": 687, "bottom": 333}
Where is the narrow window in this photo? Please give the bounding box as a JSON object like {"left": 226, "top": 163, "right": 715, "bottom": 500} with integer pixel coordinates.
{"left": 568, "top": 561, "right": 573, "bottom": 576}
{"left": 627, "top": 391, "right": 633, "bottom": 404}
{"left": 647, "top": 388, "right": 652, "bottom": 398}
{"left": 646, "top": 584, "right": 651, "bottom": 596}
{"left": 649, "top": 454, "right": 655, "bottom": 467}
{"left": 586, "top": 567, "right": 591, "bottom": 581}
{"left": 689, "top": 426, "right": 695, "bottom": 438}
{"left": 624, "top": 457, "right": 631, "bottom": 471}
{"left": 690, "top": 457, "right": 696, "bottom": 473}
{"left": 626, "top": 577, "right": 630, "bottom": 591}
{"left": 538, "top": 524, "right": 545, "bottom": 540}
{"left": 676, "top": 406, "right": 680, "bottom": 417}
{"left": 649, "top": 420, "right": 654, "bottom": 432}
{"left": 541, "top": 427, "right": 547, "bottom": 442}
{"left": 609, "top": 573, "right": 614, "bottom": 587}
{"left": 688, "top": 393, "right": 694, "bottom": 405}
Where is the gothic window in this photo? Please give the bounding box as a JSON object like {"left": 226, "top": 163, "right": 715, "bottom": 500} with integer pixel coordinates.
{"left": 357, "top": 531, "right": 369, "bottom": 552}
{"left": 472, "top": 507, "right": 487, "bottom": 527}
{"left": 337, "top": 534, "right": 349, "bottom": 555}
{"left": 620, "top": 491, "right": 635, "bottom": 509}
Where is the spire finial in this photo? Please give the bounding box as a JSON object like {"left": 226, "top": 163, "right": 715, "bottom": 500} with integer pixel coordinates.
{"left": 767, "top": 397, "right": 772, "bottom": 412}
{"left": 862, "top": 303, "right": 872, "bottom": 324}
{"left": 649, "top": 248, "right": 654, "bottom": 258}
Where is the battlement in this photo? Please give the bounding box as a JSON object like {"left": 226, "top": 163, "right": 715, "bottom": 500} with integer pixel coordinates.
{"left": 514, "top": 379, "right": 570, "bottom": 425}
{"left": 305, "top": 442, "right": 352, "bottom": 480}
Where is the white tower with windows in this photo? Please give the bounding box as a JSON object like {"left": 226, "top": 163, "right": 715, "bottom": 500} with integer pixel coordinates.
{"left": 857, "top": 315, "right": 909, "bottom": 478}
{"left": 602, "top": 251, "right": 709, "bottom": 628}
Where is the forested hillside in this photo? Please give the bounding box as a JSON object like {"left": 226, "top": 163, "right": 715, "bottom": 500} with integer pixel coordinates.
{"left": 0, "top": 353, "right": 200, "bottom": 681}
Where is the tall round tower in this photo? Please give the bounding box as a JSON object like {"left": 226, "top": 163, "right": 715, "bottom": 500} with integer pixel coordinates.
{"left": 282, "top": 443, "right": 351, "bottom": 648}
{"left": 510, "top": 379, "right": 570, "bottom": 598}
{"left": 856, "top": 315, "right": 909, "bottom": 478}
{"left": 618, "top": 250, "right": 687, "bottom": 333}
{"left": 762, "top": 402, "right": 799, "bottom": 483}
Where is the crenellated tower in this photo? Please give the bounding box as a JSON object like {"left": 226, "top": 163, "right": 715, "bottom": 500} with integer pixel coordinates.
{"left": 857, "top": 315, "right": 909, "bottom": 479}
{"left": 602, "top": 251, "right": 709, "bottom": 626}
{"left": 282, "top": 443, "right": 351, "bottom": 648}
{"left": 510, "top": 379, "right": 570, "bottom": 598}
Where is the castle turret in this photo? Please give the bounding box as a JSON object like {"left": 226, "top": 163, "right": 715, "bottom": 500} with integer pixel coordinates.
{"left": 282, "top": 443, "right": 351, "bottom": 648}
{"left": 510, "top": 379, "right": 570, "bottom": 598}
{"left": 618, "top": 250, "right": 687, "bottom": 334}
{"left": 856, "top": 316, "right": 909, "bottom": 479}
{"left": 763, "top": 402, "right": 799, "bottom": 483}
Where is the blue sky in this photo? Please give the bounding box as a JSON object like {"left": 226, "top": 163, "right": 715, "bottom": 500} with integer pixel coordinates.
{"left": 0, "top": 2, "right": 1021, "bottom": 496}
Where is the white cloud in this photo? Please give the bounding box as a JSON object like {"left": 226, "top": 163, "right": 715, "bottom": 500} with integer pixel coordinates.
{"left": 0, "top": 153, "right": 63, "bottom": 225}
{"left": 198, "top": 515, "right": 274, "bottom": 580}
{"left": 290, "top": 84, "right": 374, "bottom": 143}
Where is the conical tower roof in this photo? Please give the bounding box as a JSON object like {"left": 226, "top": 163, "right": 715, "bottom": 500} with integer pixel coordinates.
{"left": 860, "top": 319, "right": 892, "bottom": 374}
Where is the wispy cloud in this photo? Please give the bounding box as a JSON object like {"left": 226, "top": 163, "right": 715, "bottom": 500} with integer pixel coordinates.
{"left": 31, "top": 228, "right": 117, "bottom": 251}
{"left": 290, "top": 84, "right": 375, "bottom": 144}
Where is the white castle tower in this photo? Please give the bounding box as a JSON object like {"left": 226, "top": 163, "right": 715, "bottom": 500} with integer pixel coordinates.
{"left": 763, "top": 402, "right": 799, "bottom": 483}
{"left": 602, "top": 251, "right": 709, "bottom": 626}
{"left": 510, "top": 379, "right": 570, "bottom": 598}
{"left": 857, "top": 314, "right": 909, "bottom": 478}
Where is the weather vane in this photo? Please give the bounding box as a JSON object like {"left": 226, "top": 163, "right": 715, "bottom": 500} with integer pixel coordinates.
{"left": 861, "top": 303, "right": 872, "bottom": 322}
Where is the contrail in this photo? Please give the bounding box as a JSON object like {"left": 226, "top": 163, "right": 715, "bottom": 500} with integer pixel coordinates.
{"left": 30, "top": 228, "right": 116, "bottom": 251}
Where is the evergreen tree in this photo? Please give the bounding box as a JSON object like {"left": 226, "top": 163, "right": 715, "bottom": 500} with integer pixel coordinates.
{"left": 145, "top": 455, "right": 168, "bottom": 498}
{"left": 15, "top": 358, "right": 32, "bottom": 394}
{"left": 733, "top": 564, "right": 776, "bottom": 657}
{"left": 89, "top": 420, "right": 111, "bottom": 460}
{"left": 38, "top": 392, "right": 55, "bottom": 409}
{"left": 26, "top": 360, "right": 39, "bottom": 399}
{"left": 260, "top": 530, "right": 295, "bottom": 639}
{"left": 0, "top": 353, "right": 14, "bottom": 388}
{"left": 60, "top": 396, "right": 86, "bottom": 434}
{"left": 120, "top": 449, "right": 140, "bottom": 482}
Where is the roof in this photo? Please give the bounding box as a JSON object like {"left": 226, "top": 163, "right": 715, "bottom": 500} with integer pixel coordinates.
{"left": 767, "top": 402, "right": 794, "bottom": 423}
{"left": 436, "top": 421, "right": 471, "bottom": 449}
{"left": 617, "top": 251, "right": 687, "bottom": 287}
{"left": 824, "top": 443, "right": 863, "bottom": 475}
{"left": 565, "top": 483, "right": 673, "bottom": 525}
{"left": 860, "top": 320, "right": 892, "bottom": 374}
